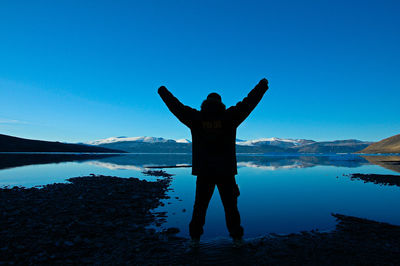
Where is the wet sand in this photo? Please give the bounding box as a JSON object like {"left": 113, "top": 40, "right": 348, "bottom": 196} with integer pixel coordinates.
{"left": 1, "top": 174, "right": 399, "bottom": 265}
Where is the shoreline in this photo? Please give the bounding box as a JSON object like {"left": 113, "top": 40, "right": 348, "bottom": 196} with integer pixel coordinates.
{"left": 1, "top": 174, "right": 400, "bottom": 264}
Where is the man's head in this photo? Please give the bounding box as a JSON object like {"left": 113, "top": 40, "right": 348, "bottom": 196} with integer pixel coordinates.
{"left": 201, "top": 92, "right": 226, "bottom": 113}
{"left": 206, "top": 92, "right": 222, "bottom": 103}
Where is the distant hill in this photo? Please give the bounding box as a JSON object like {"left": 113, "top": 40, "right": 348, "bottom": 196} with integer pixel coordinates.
{"left": 97, "top": 141, "right": 192, "bottom": 153}
{"left": 291, "top": 140, "right": 372, "bottom": 153}
{"left": 359, "top": 134, "right": 400, "bottom": 154}
{"left": 89, "top": 136, "right": 372, "bottom": 154}
{"left": 0, "top": 134, "right": 124, "bottom": 153}
{"left": 236, "top": 137, "right": 315, "bottom": 148}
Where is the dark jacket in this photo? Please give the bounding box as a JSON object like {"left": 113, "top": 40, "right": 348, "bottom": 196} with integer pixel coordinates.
{"left": 158, "top": 80, "right": 268, "bottom": 176}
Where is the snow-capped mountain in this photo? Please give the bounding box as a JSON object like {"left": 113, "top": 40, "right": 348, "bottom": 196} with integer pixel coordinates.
{"left": 87, "top": 136, "right": 180, "bottom": 145}
{"left": 236, "top": 137, "right": 315, "bottom": 148}
{"left": 86, "top": 136, "right": 371, "bottom": 154}
{"left": 175, "top": 139, "right": 192, "bottom": 143}
{"left": 89, "top": 136, "right": 309, "bottom": 147}
{"left": 87, "top": 136, "right": 192, "bottom": 153}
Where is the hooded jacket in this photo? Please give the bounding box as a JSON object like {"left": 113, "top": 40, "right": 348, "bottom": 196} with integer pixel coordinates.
{"left": 158, "top": 79, "right": 268, "bottom": 176}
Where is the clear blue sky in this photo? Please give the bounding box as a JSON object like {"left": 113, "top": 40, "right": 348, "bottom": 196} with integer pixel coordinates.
{"left": 1, "top": 0, "right": 399, "bottom": 143}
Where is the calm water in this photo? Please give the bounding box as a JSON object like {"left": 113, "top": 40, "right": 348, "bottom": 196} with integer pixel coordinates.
{"left": 1, "top": 153, "right": 399, "bottom": 239}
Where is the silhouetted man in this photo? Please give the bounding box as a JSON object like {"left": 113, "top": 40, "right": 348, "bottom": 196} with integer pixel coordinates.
{"left": 158, "top": 78, "right": 269, "bottom": 246}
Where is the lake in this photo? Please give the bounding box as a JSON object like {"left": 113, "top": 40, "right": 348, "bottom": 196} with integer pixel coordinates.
{"left": 1, "top": 153, "right": 399, "bottom": 239}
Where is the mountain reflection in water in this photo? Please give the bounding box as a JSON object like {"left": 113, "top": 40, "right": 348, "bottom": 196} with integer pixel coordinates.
{"left": 362, "top": 156, "right": 400, "bottom": 173}
{"left": 86, "top": 154, "right": 372, "bottom": 171}
{"left": 0, "top": 153, "right": 390, "bottom": 171}
{"left": 1, "top": 153, "right": 399, "bottom": 173}
{"left": 0, "top": 153, "right": 119, "bottom": 170}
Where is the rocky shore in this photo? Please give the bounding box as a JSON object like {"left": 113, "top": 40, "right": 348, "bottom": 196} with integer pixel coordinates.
{"left": 0, "top": 174, "right": 186, "bottom": 265}
{"left": 348, "top": 173, "right": 400, "bottom": 187}
{"left": 244, "top": 213, "right": 400, "bottom": 265}
{"left": 1, "top": 174, "right": 400, "bottom": 265}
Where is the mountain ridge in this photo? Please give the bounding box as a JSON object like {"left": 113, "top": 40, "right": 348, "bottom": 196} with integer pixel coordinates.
{"left": 0, "top": 133, "right": 374, "bottom": 154}
{"left": 0, "top": 134, "right": 124, "bottom": 153}
{"left": 359, "top": 134, "right": 400, "bottom": 154}
{"left": 88, "top": 136, "right": 372, "bottom": 154}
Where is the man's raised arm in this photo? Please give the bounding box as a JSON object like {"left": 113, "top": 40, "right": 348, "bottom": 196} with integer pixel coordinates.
{"left": 158, "top": 86, "right": 197, "bottom": 128}
{"left": 227, "top": 78, "right": 269, "bottom": 126}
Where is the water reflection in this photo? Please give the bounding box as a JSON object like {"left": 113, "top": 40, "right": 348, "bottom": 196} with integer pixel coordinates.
{"left": 362, "top": 156, "right": 400, "bottom": 173}
{"left": 1, "top": 153, "right": 398, "bottom": 175}
{"left": 91, "top": 153, "right": 192, "bottom": 169}
{"left": 0, "top": 153, "right": 390, "bottom": 171}
{"left": 0, "top": 153, "right": 118, "bottom": 170}
{"left": 88, "top": 154, "right": 372, "bottom": 170}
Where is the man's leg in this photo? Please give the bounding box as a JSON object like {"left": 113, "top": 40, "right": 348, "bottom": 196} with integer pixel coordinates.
{"left": 217, "top": 177, "right": 244, "bottom": 239}
{"left": 189, "top": 177, "right": 215, "bottom": 239}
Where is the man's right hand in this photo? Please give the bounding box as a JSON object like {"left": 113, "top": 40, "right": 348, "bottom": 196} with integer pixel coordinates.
{"left": 158, "top": 86, "right": 167, "bottom": 94}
